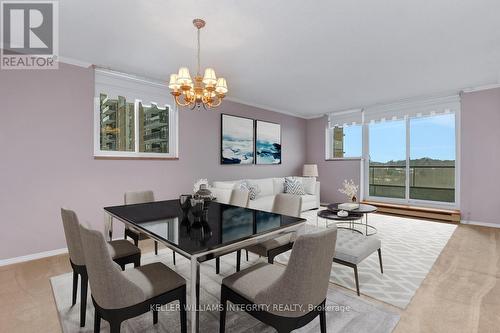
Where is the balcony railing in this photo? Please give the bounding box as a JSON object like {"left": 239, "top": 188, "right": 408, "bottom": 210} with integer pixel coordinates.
{"left": 369, "top": 165, "right": 455, "bottom": 203}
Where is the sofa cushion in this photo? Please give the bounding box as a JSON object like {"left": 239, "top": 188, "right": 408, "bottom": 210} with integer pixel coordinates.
{"left": 273, "top": 177, "right": 285, "bottom": 194}
{"left": 212, "top": 181, "right": 239, "bottom": 190}
{"left": 284, "top": 177, "right": 306, "bottom": 195}
{"left": 249, "top": 178, "right": 274, "bottom": 197}
{"left": 301, "top": 177, "right": 317, "bottom": 195}
{"left": 334, "top": 229, "right": 381, "bottom": 265}
{"left": 211, "top": 187, "right": 233, "bottom": 204}
{"left": 248, "top": 195, "right": 275, "bottom": 212}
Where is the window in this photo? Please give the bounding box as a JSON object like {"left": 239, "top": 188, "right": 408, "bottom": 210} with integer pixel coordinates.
{"left": 363, "top": 95, "right": 459, "bottom": 206}
{"left": 94, "top": 69, "right": 178, "bottom": 159}
{"left": 328, "top": 125, "right": 362, "bottom": 158}
{"left": 368, "top": 120, "right": 406, "bottom": 199}
{"left": 409, "top": 114, "right": 455, "bottom": 202}
{"left": 326, "top": 109, "right": 363, "bottom": 159}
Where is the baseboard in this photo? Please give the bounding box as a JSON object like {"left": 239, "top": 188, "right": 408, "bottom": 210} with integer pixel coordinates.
{"left": 0, "top": 236, "right": 129, "bottom": 267}
{"left": 460, "top": 220, "right": 500, "bottom": 228}
{"left": 0, "top": 247, "right": 68, "bottom": 267}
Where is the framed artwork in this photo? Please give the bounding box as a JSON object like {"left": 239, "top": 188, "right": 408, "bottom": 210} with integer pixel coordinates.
{"left": 221, "top": 114, "right": 255, "bottom": 164}
{"left": 255, "top": 120, "right": 281, "bottom": 164}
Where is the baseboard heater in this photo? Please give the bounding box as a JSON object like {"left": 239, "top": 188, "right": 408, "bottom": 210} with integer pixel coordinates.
{"left": 361, "top": 201, "right": 461, "bottom": 223}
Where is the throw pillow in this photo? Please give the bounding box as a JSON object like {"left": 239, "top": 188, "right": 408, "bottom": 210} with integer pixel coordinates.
{"left": 239, "top": 181, "right": 261, "bottom": 200}
{"left": 284, "top": 177, "right": 306, "bottom": 195}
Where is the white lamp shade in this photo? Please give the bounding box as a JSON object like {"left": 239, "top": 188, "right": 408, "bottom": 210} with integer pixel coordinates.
{"left": 215, "top": 77, "right": 228, "bottom": 94}
{"left": 177, "top": 67, "right": 192, "bottom": 85}
{"left": 168, "top": 74, "right": 180, "bottom": 89}
{"left": 202, "top": 68, "right": 217, "bottom": 86}
{"left": 302, "top": 164, "right": 318, "bottom": 177}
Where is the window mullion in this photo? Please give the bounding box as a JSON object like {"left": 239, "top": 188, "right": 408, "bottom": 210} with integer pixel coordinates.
{"left": 405, "top": 116, "right": 410, "bottom": 202}
{"left": 134, "top": 99, "right": 140, "bottom": 153}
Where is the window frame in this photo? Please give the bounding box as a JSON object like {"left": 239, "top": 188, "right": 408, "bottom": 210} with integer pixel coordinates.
{"left": 93, "top": 69, "right": 178, "bottom": 159}
{"left": 362, "top": 110, "right": 460, "bottom": 209}
{"left": 325, "top": 124, "right": 363, "bottom": 161}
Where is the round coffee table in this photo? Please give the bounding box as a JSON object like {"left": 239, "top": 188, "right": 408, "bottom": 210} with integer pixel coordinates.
{"left": 320, "top": 203, "right": 378, "bottom": 236}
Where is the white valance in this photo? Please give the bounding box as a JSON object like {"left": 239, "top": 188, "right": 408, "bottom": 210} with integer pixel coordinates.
{"left": 327, "top": 109, "right": 363, "bottom": 128}
{"left": 363, "top": 95, "right": 460, "bottom": 123}
{"left": 94, "top": 68, "right": 172, "bottom": 106}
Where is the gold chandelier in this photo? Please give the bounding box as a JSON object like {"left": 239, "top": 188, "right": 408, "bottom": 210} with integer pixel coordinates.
{"left": 168, "top": 19, "right": 228, "bottom": 110}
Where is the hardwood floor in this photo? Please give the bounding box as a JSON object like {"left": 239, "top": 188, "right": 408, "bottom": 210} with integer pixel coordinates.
{"left": 1, "top": 225, "right": 499, "bottom": 333}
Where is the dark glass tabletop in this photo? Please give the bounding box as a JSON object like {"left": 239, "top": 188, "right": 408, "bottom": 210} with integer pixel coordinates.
{"left": 105, "top": 200, "right": 305, "bottom": 256}
{"left": 317, "top": 209, "right": 364, "bottom": 221}
{"left": 327, "top": 203, "right": 377, "bottom": 214}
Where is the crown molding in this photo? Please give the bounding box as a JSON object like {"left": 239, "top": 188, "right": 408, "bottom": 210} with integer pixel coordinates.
{"left": 225, "top": 96, "right": 313, "bottom": 119}
{"left": 461, "top": 83, "right": 500, "bottom": 94}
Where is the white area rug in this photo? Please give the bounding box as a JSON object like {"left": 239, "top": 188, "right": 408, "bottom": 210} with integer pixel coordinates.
{"left": 276, "top": 210, "right": 457, "bottom": 309}
{"left": 51, "top": 250, "right": 400, "bottom": 333}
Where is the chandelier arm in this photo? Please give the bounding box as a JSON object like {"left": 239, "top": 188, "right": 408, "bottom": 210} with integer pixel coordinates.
{"left": 174, "top": 95, "right": 191, "bottom": 107}
{"left": 209, "top": 96, "right": 223, "bottom": 108}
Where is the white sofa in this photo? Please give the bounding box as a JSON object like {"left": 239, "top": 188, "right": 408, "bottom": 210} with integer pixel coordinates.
{"left": 211, "top": 177, "right": 320, "bottom": 212}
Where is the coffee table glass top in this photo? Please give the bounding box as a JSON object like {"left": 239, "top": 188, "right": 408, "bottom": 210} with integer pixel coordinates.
{"left": 327, "top": 203, "right": 377, "bottom": 214}
{"left": 105, "top": 200, "right": 305, "bottom": 255}
{"left": 317, "top": 209, "right": 364, "bottom": 221}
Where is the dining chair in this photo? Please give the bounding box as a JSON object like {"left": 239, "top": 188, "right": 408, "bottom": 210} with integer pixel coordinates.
{"left": 79, "top": 224, "right": 187, "bottom": 333}
{"left": 242, "top": 193, "right": 302, "bottom": 269}
{"left": 215, "top": 189, "right": 250, "bottom": 274}
{"left": 61, "top": 208, "right": 141, "bottom": 327}
{"left": 220, "top": 227, "right": 338, "bottom": 333}
{"left": 124, "top": 191, "right": 176, "bottom": 264}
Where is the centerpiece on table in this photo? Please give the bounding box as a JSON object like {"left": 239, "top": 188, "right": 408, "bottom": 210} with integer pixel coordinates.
{"left": 338, "top": 179, "right": 360, "bottom": 211}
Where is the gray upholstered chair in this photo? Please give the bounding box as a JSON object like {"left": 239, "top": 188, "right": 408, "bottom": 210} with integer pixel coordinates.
{"left": 243, "top": 193, "right": 302, "bottom": 268}
{"left": 124, "top": 190, "right": 176, "bottom": 263}
{"left": 220, "top": 227, "right": 338, "bottom": 333}
{"left": 79, "top": 224, "right": 187, "bottom": 333}
{"left": 61, "top": 208, "right": 141, "bottom": 327}
{"left": 215, "top": 189, "right": 250, "bottom": 274}
{"left": 333, "top": 229, "right": 383, "bottom": 296}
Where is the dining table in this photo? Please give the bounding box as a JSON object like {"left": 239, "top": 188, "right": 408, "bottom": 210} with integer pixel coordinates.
{"left": 103, "top": 199, "right": 306, "bottom": 333}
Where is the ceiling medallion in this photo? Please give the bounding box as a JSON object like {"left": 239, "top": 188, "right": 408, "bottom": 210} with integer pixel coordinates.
{"left": 168, "top": 19, "right": 228, "bottom": 110}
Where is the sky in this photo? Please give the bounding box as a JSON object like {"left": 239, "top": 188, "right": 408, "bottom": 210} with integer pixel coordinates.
{"left": 343, "top": 113, "right": 456, "bottom": 162}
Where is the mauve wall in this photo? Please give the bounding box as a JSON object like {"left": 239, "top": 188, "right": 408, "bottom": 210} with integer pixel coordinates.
{"left": 460, "top": 88, "right": 500, "bottom": 224}
{"left": 0, "top": 63, "right": 306, "bottom": 260}
{"left": 305, "top": 116, "right": 362, "bottom": 203}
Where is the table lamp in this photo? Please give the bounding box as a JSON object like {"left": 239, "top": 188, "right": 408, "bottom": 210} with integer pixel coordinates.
{"left": 302, "top": 164, "right": 319, "bottom": 179}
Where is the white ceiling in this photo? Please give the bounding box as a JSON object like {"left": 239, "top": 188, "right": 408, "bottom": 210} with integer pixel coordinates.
{"left": 60, "top": 0, "right": 500, "bottom": 118}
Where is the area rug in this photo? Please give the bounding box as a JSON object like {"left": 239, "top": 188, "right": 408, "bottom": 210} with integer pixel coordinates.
{"left": 50, "top": 250, "right": 400, "bottom": 333}
{"left": 275, "top": 210, "right": 457, "bottom": 309}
